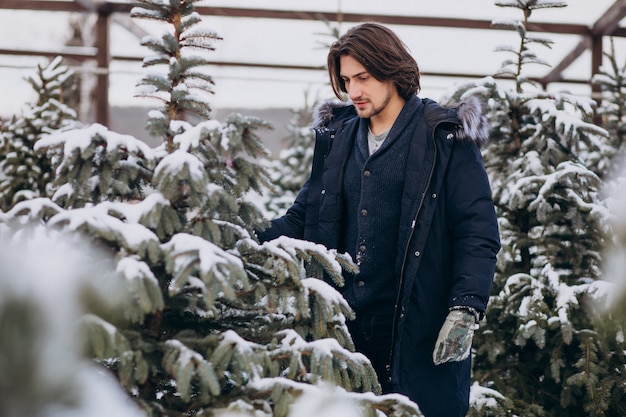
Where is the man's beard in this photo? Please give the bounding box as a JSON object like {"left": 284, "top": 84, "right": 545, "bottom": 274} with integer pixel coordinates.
{"left": 354, "top": 87, "right": 393, "bottom": 119}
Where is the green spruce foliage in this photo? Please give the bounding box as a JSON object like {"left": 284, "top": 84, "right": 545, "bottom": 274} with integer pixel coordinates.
{"left": 0, "top": 56, "right": 79, "bottom": 211}
{"left": 593, "top": 37, "right": 626, "bottom": 379}
{"left": 263, "top": 98, "right": 316, "bottom": 217}
{"left": 262, "top": 17, "right": 342, "bottom": 218}
{"left": 444, "top": 1, "right": 625, "bottom": 416}
{"left": 0, "top": 1, "right": 423, "bottom": 416}
{"left": 593, "top": 38, "right": 626, "bottom": 174}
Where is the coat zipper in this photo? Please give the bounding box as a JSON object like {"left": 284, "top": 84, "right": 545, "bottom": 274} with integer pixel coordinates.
{"left": 386, "top": 122, "right": 442, "bottom": 384}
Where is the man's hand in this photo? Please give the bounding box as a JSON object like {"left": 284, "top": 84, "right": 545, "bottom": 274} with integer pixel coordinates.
{"left": 432, "top": 309, "right": 476, "bottom": 365}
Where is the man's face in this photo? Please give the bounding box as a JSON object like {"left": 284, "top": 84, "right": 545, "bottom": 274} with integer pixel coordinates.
{"left": 339, "top": 54, "right": 397, "bottom": 119}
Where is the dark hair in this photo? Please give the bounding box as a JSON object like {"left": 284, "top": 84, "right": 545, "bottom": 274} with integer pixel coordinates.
{"left": 327, "top": 22, "right": 421, "bottom": 101}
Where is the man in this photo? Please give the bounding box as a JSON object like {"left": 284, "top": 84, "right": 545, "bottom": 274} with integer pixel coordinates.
{"left": 257, "top": 22, "right": 500, "bottom": 417}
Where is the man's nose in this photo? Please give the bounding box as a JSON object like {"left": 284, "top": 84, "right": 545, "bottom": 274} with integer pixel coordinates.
{"left": 348, "top": 85, "right": 361, "bottom": 100}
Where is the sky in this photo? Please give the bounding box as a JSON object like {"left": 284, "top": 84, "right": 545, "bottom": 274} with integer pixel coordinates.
{"left": 0, "top": 0, "right": 624, "bottom": 118}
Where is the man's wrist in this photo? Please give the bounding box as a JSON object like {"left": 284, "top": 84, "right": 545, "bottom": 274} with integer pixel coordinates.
{"left": 449, "top": 305, "right": 481, "bottom": 329}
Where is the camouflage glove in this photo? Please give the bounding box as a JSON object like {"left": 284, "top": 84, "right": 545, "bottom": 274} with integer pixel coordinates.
{"left": 432, "top": 308, "right": 477, "bottom": 365}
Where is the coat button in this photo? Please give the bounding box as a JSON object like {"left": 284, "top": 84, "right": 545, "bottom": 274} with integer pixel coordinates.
{"left": 363, "top": 170, "right": 371, "bottom": 177}
{"left": 330, "top": 134, "right": 335, "bottom": 139}
{"left": 360, "top": 209, "right": 368, "bottom": 216}
{"left": 321, "top": 189, "right": 326, "bottom": 194}
{"left": 431, "top": 193, "right": 437, "bottom": 198}
{"left": 357, "top": 281, "right": 365, "bottom": 287}
{"left": 446, "top": 133, "right": 454, "bottom": 140}
{"left": 414, "top": 250, "right": 421, "bottom": 257}
{"left": 359, "top": 244, "right": 367, "bottom": 252}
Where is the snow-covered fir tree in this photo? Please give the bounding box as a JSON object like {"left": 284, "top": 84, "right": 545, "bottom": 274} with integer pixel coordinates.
{"left": 262, "top": 96, "right": 316, "bottom": 217}
{"left": 443, "top": 1, "right": 625, "bottom": 416}
{"left": 593, "top": 38, "right": 626, "bottom": 176}
{"left": 0, "top": 56, "right": 79, "bottom": 211}
{"left": 602, "top": 169, "right": 626, "bottom": 336}
{"left": 0, "top": 1, "right": 423, "bottom": 416}
{"left": 0, "top": 230, "right": 144, "bottom": 417}
{"left": 261, "top": 19, "right": 342, "bottom": 218}
{"left": 593, "top": 37, "right": 626, "bottom": 359}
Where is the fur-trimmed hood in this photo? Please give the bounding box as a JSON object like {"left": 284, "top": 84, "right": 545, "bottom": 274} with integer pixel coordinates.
{"left": 310, "top": 95, "right": 490, "bottom": 147}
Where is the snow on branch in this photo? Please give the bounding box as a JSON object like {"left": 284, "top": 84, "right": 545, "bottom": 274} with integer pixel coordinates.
{"left": 208, "top": 329, "right": 264, "bottom": 387}
{"left": 47, "top": 203, "right": 162, "bottom": 263}
{"left": 248, "top": 376, "right": 422, "bottom": 417}
{"left": 35, "top": 123, "right": 154, "bottom": 160}
{"left": 163, "top": 233, "right": 248, "bottom": 308}
{"left": 163, "top": 339, "right": 221, "bottom": 402}
{"left": 526, "top": 97, "right": 608, "bottom": 141}
{"left": 153, "top": 149, "right": 208, "bottom": 206}
{"left": 270, "top": 235, "right": 357, "bottom": 285}
{"left": 3, "top": 197, "right": 64, "bottom": 226}
{"left": 116, "top": 256, "right": 164, "bottom": 323}
{"left": 302, "top": 277, "right": 355, "bottom": 345}
{"left": 34, "top": 124, "right": 156, "bottom": 207}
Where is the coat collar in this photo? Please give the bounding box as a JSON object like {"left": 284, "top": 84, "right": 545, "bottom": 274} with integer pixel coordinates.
{"left": 311, "top": 95, "right": 489, "bottom": 147}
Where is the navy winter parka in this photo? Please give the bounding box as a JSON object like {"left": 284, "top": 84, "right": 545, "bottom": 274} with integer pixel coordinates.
{"left": 257, "top": 95, "right": 500, "bottom": 417}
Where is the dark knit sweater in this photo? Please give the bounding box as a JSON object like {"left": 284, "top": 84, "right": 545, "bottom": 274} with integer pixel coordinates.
{"left": 339, "top": 106, "right": 420, "bottom": 315}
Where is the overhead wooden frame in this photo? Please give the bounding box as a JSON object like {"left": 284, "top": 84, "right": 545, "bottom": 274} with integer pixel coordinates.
{"left": 0, "top": 0, "right": 625, "bottom": 125}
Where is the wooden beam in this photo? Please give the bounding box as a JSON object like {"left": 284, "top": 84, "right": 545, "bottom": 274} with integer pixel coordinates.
{"left": 540, "top": 0, "right": 626, "bottom": 85}
{"left": 95, "top": 10, "right": 110, "bottom": 126}
{"left": 591, "top": 35, "right": 604, "bottom": 122}
{"left": 614, "top": 27, "right": 626, "bottom": 37}
{"left": 0, "top": 46, "right": 96, "bottom": 61}
{"left": 540, "top": 38, "right": 591, "bottom": 85}
{"left": 591, "top": 0, "right": 626, "bottom": 35}
{"left": 0, "top": 0, "right": 86, "bottom": 12}
{"left": 0, "top": 2, "right": 598, "bottom": 36}
{"left": 0, "top": 47, "right": 591, "bottom": 86}
{"left": 0, "top": 0, "right": 618, "bottom": 103}
{"left": 195, "top": 8, "right": 592, "bottom": 35}
{"left": 591, "top": 35, "right": 603, "bottom": 96}
{"left": 591, "top": 36, "right": 604, "bottom": 76}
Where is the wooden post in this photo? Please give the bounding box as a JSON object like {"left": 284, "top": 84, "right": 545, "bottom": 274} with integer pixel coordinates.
{"left": 591, "top": 34, "right": 603, "bottom": 124}
{"left": 95, "top": 8, "right": 111, "bottom": 127}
